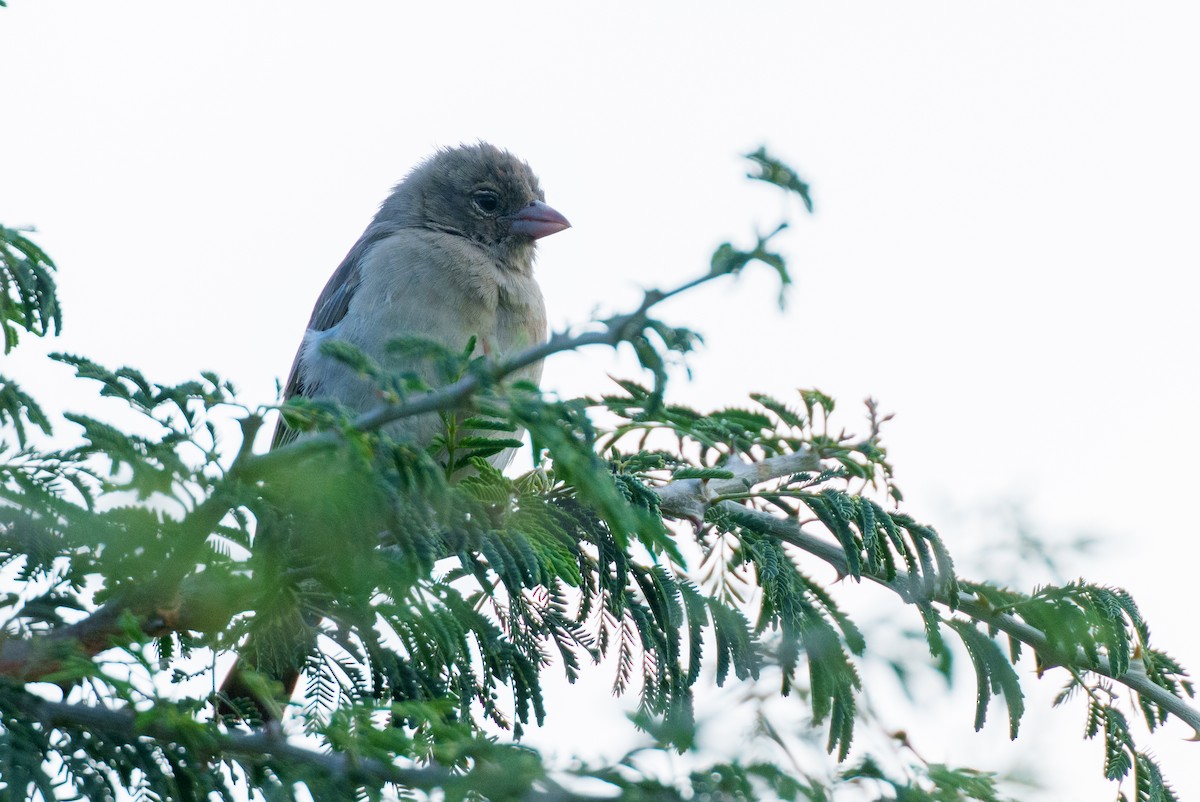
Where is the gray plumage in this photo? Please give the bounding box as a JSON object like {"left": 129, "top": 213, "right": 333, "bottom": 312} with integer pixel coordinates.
{"left": 276, "top": 143, "right": 569, "bottom": 460}
{"left": 219, "top": 144, "right": 568, "bottom": 720}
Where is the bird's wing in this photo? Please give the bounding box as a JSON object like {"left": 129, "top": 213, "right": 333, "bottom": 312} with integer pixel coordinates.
{"left": 271, "top": 228, "right": 391, "bottom": 448}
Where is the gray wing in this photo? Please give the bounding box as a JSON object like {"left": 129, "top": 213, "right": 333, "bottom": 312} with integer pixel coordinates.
{"left": 271, "top": 227, "right": 392, "bottom": 448}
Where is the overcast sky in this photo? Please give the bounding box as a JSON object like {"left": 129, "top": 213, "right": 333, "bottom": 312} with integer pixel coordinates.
{"left": 3, "top": 3, "right": 1199, "bottom": 799}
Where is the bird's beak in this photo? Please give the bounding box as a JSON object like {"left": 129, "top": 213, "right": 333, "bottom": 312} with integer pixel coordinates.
{"left": 509, "top": 200, "right": 571, "bottom": 240}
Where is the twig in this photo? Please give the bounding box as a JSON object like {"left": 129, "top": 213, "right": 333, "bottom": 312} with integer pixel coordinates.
{"left": 654, "top": 449, "right": 821, "bottom": 524}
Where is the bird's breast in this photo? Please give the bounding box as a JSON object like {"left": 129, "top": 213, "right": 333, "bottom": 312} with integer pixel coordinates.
{"left": 344, "top": 230, "right": 546, "bottom": 367}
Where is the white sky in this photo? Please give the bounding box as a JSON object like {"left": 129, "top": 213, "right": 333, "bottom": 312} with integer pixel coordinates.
{"left": 3, "top": 2, "right": 1199, "bottom": 799}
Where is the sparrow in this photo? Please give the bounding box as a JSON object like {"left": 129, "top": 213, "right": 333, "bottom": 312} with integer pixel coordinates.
{"left": 219, "top": 143, "right": 570, "bottom": 720}
{"left": 278, "top": 141, "right": 570, "bottom": 457}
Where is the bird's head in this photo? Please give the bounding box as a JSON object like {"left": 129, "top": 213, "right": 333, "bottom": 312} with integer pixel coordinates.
{"left": 378, "top": 143, "right": 570, "bottom": 272}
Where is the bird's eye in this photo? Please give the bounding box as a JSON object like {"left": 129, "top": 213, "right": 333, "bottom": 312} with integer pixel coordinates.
{"left": 472, "top": 189, "right": 501, "bottom": 216}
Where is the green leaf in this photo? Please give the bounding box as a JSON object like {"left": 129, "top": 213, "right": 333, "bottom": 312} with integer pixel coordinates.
{"left": 0, "top": 225, "right": 61, "bottom": 353}
{"left": 947, "top": 620, "right": 1025, "bottom": 738}
{"left": 670, "top": 467, "right": 735, "bottom": 480}
{"left": 0, "top": 374, "right": 53, "bottom": 446}
{"left": 744, "top": 147, "right": 815, "bottom": 212}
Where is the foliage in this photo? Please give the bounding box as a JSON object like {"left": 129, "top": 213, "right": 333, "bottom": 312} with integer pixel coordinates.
{"left": 1, "top": 224, "right": 59, "bottom": 355}
{"left": 0, "top": 155, "right": 1194, "bottom": 802}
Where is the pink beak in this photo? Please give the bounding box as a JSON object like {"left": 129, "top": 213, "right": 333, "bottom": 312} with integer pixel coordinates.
{"left": 509, "top": 200, "right": 571, "bottom": 240}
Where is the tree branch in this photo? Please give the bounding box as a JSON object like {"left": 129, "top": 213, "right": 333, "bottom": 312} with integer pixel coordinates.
{"left": 653, "top": 465, "right": 1200, "bottom": 736}
{"left": 19, "top": 694, "right": 450, "bottom": 790}
{"left": 8, "top": 432, "right": 1197, "bottom": 743}
{"left": 0, "top": 473, "right": 255, "bottom": 681}
{"left": 0, "top": 604, "right": 128, "bottom": 681}
{"left": 13, "top": 693, "right": 598, "bottom": 800}
{"left": 655, "top": 449, "right": 822, "bottom": 524}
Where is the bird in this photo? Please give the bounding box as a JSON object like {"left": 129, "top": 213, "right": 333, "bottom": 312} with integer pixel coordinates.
{"left": 278, "top": 142, "right": 570, "bottom": 455}
{"left": 218, "top": 142, "right": 570, "bottom": 721}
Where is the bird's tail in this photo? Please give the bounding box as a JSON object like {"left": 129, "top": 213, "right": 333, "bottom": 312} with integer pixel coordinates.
{"left": 216, "top": 603, "right": 318, "bottom": 723}
{"left": 216, "top": 655, "right": 303, "bottom": 723}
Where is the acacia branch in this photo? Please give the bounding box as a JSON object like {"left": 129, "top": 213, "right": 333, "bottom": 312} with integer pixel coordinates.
{"left": 20, "top": 695, "right": 455, "bottom": 792}
{"left": 654, "top": 449, "right": 822, "bottom": 523}
{"left": 0, "top": 423, "right": 265, "bottom": 681}
{"left": 0, "top": 570, "right": 239, "bottom": 682}
{"left": 0, "top": 604, "right": 129, "bottom": 681}
{"left": 653, "top": 466, "right": 1200, "bottom": 736}
{"left": 13, "top": 694, "right": 597, "bottom": 800}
